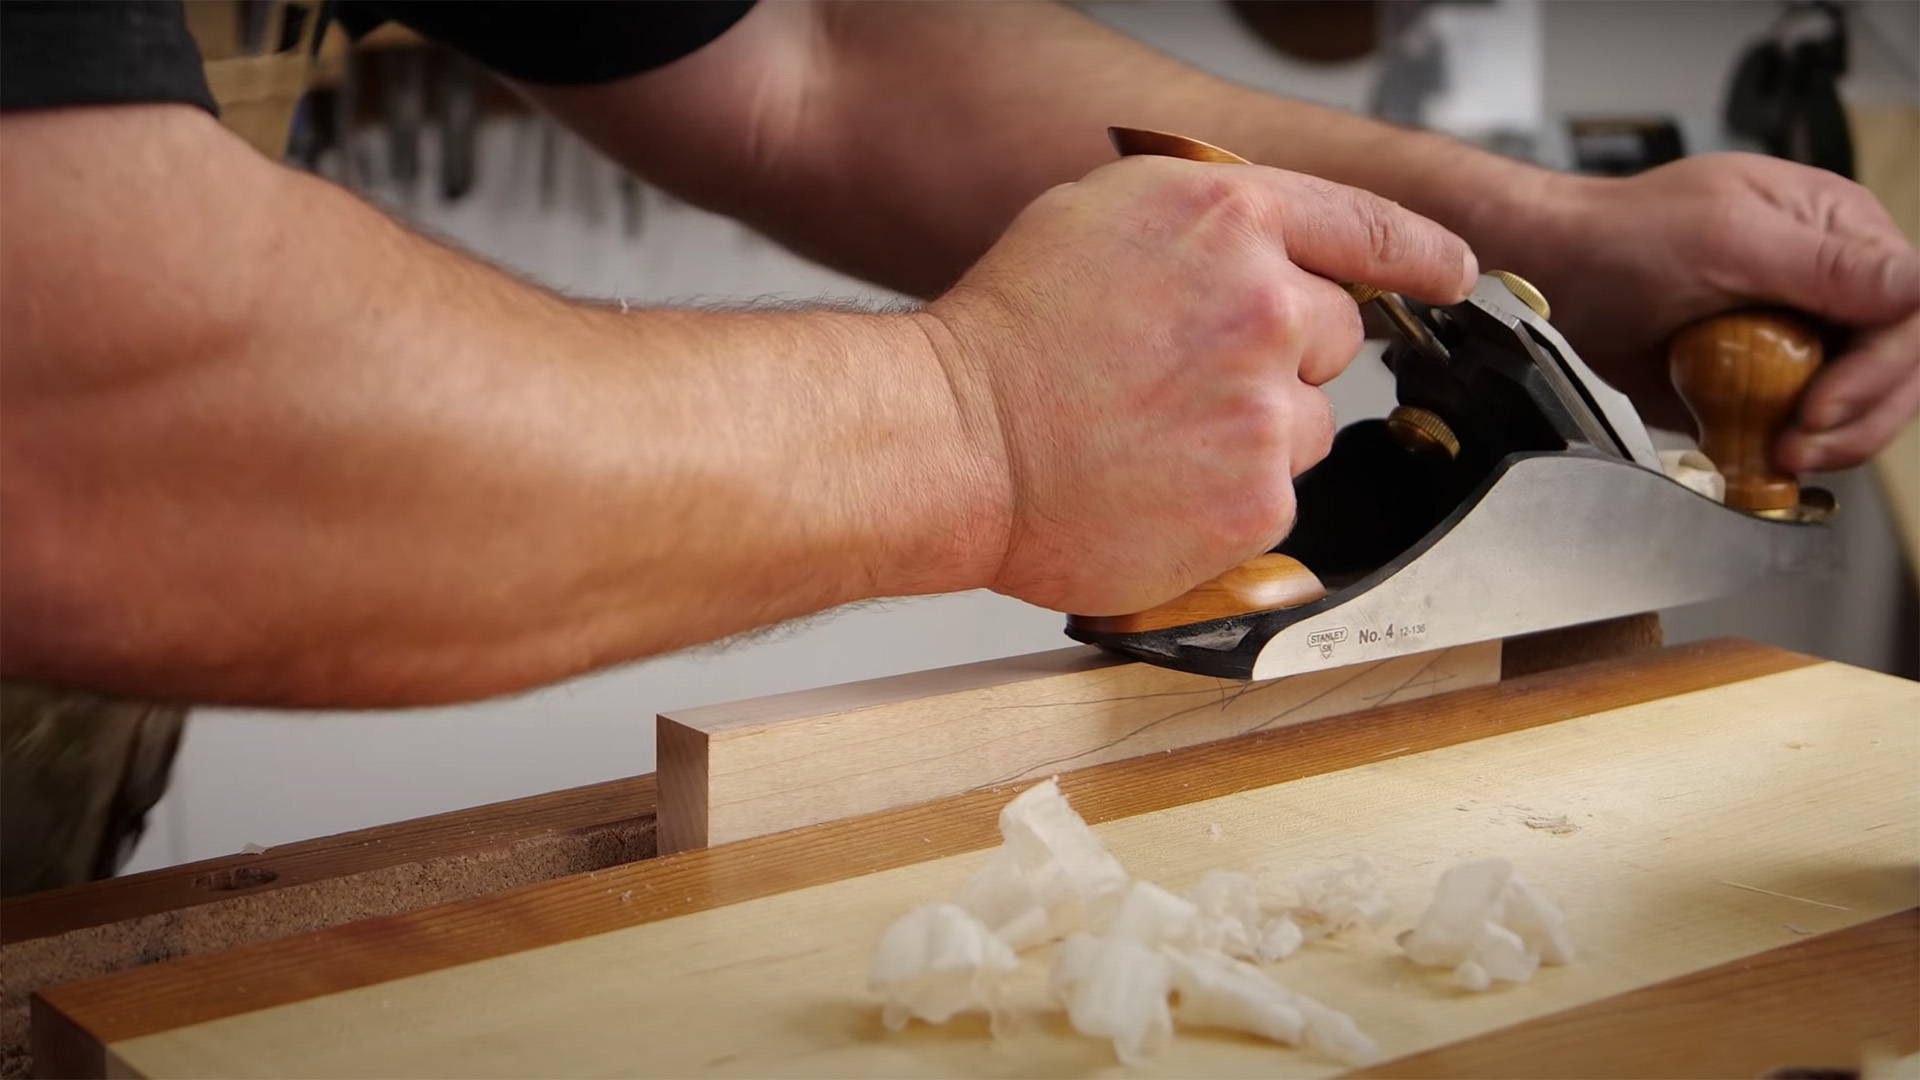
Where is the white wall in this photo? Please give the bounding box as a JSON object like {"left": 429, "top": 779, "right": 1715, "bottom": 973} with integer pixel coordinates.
{"left": 125, "top": 0, "right": 1916, "bottom": 872}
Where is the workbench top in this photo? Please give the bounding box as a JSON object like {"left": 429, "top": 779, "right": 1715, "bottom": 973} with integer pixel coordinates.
{"left": 31, "top": 639, "right": 1920, "bottom": 1078}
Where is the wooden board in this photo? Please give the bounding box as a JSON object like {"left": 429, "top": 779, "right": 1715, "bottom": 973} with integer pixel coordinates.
{"left": 1357, "top": 909, "right": 1919, "bottom": 1079}
{"left": 35, "top": 637, "right": 1777, "bottom": 1077}
{"left": 2, "top": 779, "right": 653, "bottom": 1080}
{"left": 36, "top": 643, "right": 1915, "bottom": 1078}
{"left": 2, "top": 777, "right": 655, "bottom": 946}
{"left": 657, "top": 641, "right": 1501, "bottom": 852}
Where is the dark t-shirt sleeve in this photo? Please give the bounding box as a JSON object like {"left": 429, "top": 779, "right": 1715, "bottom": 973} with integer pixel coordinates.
{"left": 0, "top": 0, "right": 216, "bottom": 114}
{"left": 336, "top": 1, "right": 756, "bottom": 85}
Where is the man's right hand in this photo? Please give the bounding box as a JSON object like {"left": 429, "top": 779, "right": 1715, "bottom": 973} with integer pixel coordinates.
{"left": 921, "top": 156, "right": 1479, "bottom": 617}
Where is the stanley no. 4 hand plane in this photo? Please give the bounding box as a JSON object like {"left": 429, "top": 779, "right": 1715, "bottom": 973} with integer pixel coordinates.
{"left": 1066, "top": 128, "right": 1834, "bottom": 681}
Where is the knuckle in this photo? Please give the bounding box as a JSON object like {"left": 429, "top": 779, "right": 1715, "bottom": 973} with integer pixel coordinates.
{"left": 1210, "top": 498, "right": 1263, "bottom": 545}
{"left": 1288, "top": 388, "right": 1337, "bottom": 473}
{"left": 1028, "top": 179, "right": 1089, "bottom": 222}
{"left": 1130, "top": 161, "right": 1263, "bottom": 231}
{"left": 1353, "top": 194, "right": 1405, "bottom": 267}
{"left": 1239, "top": 279, "right": 1304, "bottom": 342}
{"left": 1294, "top": 286, "right": 1364, "bottom": 385}
{"left": 1813, "top": 232, "right": 1857, "bottom": 295}
{"left": 1266, "top": 483, "right": 1301, "bottom": 543}
{"left": 1808, "top": 231, "right": 1914, "bottom": 308}
{"left": 1088, "top": 155, "right": 1160, "bottom": 189}
{"left": 1186, "top": 173, "right": 1262, "bottom": 232}
{"left": 1326, "top": 301, "right": 1365, "bottom": 365}
{"left": 1232, "top": 389, "right": 1289, "bottom": 452}
{"left": 1250, "top": 474, "right": 1301, "bottom": 548}
{"left": 1213, "top": 480, "right": 1294, "bottom": 554}
{"left": 1341, "top": 306, "right": 1365, "bottom": 357}
{"left": 1699, "top": 201, "right": 1751, "bottom": 265}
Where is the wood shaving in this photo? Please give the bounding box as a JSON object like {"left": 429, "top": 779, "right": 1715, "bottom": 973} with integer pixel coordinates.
{"left": 869, "top": 903, "right": 1018, "bottom": 1030}
{"left": 1289, "top": 857, "right": 1393, "bottom": 937}
{"left": 874, "top": 781, "right": 1578, "bottom": 1065}
{"left": 873, "top": 778, "right": 1374, "bottom": 1065}
{"left": 1399, "top": 858, "right": 1574, "bottom": 989}
{"left": 1521, "top": 815, "right": 1580, "bottom": 836}
{"left": 952, "top": 778, "right": 1129, "bottom": 948}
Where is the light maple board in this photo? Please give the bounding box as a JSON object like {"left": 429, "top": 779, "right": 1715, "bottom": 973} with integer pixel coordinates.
{"left": 658, "top": 642, "right": 1501, "bottom": 852}
{"left": 99, "top": 661, "right": 1919, "bottom": 1078}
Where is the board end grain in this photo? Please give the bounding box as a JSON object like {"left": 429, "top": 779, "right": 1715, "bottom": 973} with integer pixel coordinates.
{"left": 655, "top": 718, "right": 710, "bottom": 855}
{"left": 30, "top": 994, "right": 103, "bottom": 1080}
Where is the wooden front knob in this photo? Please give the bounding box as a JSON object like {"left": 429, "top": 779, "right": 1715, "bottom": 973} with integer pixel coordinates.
{"left": 1068, "top": 553, "right": 1327, "bottom": 634}
{"left": 1668, "top": 311, "right": 1822, "bottom": 512}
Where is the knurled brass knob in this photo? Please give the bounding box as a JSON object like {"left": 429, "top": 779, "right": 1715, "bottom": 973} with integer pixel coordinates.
{"left": 1387, "top": 405, "right": 1461, "bottom": 460}
{"left": 1489, "top": 270, "right": 1550, "bottom": 320}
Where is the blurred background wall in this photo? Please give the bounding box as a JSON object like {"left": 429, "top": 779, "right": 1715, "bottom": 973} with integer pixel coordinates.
{"left": 125, "top": 0, "right": 1919, "bottom": 873}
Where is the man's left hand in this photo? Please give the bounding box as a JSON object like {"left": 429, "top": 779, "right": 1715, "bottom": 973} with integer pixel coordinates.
{"left": 1531, "top": 152, "right": 1918, "bottom": 471}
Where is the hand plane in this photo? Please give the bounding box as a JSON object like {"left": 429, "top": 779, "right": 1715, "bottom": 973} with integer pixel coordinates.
{"left": 1066, "top": 128, "right": 1835, "bottom": 681}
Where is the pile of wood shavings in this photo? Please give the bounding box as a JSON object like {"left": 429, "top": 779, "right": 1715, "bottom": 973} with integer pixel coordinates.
{"left": 868, "top": 778, "right": 1575, "bottom": 1066}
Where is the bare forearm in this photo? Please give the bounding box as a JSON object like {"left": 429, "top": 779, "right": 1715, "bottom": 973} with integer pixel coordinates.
{"left": 807, "top": 1, "right": 1560, "bottom": 284}
{"left": 0, "top": 107, "right": 999, "bottom": 705}
{"left": 540, "top": 1, "right": 1555, "bottom": 297}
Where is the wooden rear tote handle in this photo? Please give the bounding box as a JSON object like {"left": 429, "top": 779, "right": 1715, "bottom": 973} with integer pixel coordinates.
{"left": 1668, "top": 311, "right": 1823, "bottom": 513}
{"left": 1068, "top": 553, "right": 1328, "bottom": 634}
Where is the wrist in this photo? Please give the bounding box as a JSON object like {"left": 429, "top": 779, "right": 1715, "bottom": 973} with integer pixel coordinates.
{"left": 857, "top": 309, "right": 1013, "bottom": 598}
{"left": 1442, "top": 150, "right": 1588, "bottom": 275}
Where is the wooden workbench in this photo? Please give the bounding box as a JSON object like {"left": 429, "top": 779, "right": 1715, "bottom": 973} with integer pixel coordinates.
{"left": 24, "top": 637, "right": 1918, "bottom": 1078}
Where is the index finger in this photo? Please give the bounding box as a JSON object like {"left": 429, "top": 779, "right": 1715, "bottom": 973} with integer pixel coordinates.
{"left": 1748, "top": 223, "right": 1920, "bottom": 328}
{"left": 1238, "top": 167, "right": 1481, "bottom": 306}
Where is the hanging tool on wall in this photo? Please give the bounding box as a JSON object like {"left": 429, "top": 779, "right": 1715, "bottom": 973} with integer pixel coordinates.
{"left": 1725, "top": 1, "right": 1854, "bottom": 177}
{"left": 381, "top": 46, "right": 425, "bottom": 190}
{"left": 436, "top": 54, "right": 480, "bottom": 201}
